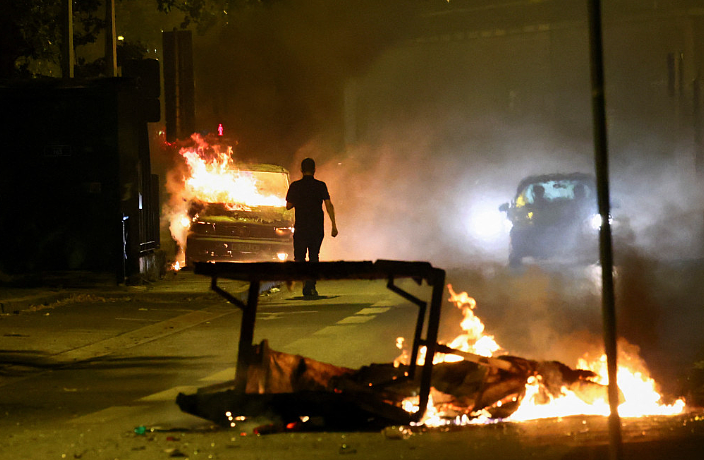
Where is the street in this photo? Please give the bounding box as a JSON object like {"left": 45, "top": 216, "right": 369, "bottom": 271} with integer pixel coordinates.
{"left": 1, "top": 268, "right": 703, "bottom": 459}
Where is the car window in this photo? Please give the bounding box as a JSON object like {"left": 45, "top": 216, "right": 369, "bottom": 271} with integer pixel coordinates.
{"left": 247, "top": 170, "right": 290, "bottom": 199}
{"left": 516, "top": 179, "right": 593, "bottom": 206}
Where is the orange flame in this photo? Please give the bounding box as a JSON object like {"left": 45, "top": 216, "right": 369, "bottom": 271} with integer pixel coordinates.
{"left": 163, "top": 133, "right": 288, "bottom": 267}
{"left": 400, "top": 287, "right": 686, "bottom": 426}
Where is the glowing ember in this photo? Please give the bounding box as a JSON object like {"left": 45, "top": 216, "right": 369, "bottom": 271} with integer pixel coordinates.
{"left": 400, "top": 286, "right": 686, "bottom": 426}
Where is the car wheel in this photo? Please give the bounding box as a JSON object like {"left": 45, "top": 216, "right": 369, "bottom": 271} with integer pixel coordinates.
{"left": 508, "top": 230, "right": 525, "bottom": 268}
{"left": 509, "top": 249, "right": 523, "bottom": 268}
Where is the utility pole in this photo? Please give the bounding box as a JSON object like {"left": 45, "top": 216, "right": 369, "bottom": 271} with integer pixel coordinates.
{"left": 105, "top": 0, "right": 118, "bottom": 77}
{"left": 61, "top": 0, "right": 74, "bottom": 79}
{"left": 586, "top": 1, "right": 622, "bottom": 460}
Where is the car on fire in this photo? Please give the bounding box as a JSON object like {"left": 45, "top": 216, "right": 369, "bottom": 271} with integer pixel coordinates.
{"left": 499, "top": 172, "right": 604, "bottom": 267}
{"left": 184, "top": 164, "right": 294, "bottom": 266}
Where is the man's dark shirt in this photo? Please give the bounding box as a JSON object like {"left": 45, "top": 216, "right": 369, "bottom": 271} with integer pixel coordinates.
{"left": 286, "top": 175, "right": 330, "bottom": 236}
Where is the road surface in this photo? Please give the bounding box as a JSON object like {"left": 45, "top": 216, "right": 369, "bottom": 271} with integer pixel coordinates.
{"left": 1, "top": 269, "right": 703, "bottom": 459}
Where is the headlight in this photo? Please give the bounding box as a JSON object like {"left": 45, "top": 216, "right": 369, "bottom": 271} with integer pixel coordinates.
{"left": 590, "top": 214, "right": 613, "bottom": 230}
{"left": 466, "top": 207, "right": 512, "bottom": 239}
{"left": 590, "top": 214, "right": 602, "bottom": 230}
{"left": 275, "top": 227, "right": 294, "bottom": 236}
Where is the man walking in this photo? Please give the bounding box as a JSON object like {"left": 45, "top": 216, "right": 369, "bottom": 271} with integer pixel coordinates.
{"left": 286, "top": 158, "right": 338, "bottom": 297}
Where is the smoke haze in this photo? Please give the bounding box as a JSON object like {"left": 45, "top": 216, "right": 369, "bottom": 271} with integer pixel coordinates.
{"left": 166, "top": 1, "right": 704, "bottom": 394}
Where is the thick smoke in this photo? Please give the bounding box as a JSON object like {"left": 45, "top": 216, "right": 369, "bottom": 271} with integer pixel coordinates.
{"left": 303, "top": 119, "right": 594, "bottom": 267}
{"left": 177, "top": 1, "right": 704, "bottom": 392}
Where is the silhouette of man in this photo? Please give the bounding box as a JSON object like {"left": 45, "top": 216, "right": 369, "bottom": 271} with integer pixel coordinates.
{"left": 286, "top": 158, "right": 338, "bottom": 297}
{"left": 532, "top": 185, "right": 547, "bottom": 207}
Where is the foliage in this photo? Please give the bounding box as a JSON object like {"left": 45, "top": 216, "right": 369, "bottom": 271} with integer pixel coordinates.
{"left": 8, "top": 0, "right": 105, "bottom": 76}
{"left": 155, "top": 0, "right": 279, "bottom": 33}
{"left": 3, "top": 0, "right": 276, "bottom": 78}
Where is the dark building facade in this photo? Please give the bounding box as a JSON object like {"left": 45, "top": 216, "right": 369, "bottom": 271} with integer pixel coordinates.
{"left": 0, "top": 77, "right": 161, "bottom": 283}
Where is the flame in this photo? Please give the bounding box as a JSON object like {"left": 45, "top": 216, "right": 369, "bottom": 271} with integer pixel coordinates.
{"left": 445, "top": 285, "right": 501, "bottom": 358}
{"left": 508, "top": 353, "right": 686, "bottom": 421}
{"left": 400, "top": 286, "right": 686, "bottom": 426}
{"left": 162, "top": 133, "right": 287, "bottom": 266}
{"left": 181, "top": 147, "right": 285, "bottom": 208}
{"left": 402, "top": 285, "right": 501, "bottom": 367}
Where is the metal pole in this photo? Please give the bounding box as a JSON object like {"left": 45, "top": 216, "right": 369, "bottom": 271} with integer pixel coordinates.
{"left": 61, "top": 0, "right": 74, "bottom": 79}
{"left": 586, "top": 2, "right": 622, "bottom": 459}
{"left": 414, "top": 269, "right": 445, "bottom": 422}
{"left": 105, "top": 0, "right": 118, "bottom": 77}
{"left": 233, "top": 280, "right": 260, "bottom": 393}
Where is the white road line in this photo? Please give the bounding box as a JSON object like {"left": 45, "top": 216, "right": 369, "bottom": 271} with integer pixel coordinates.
{"left": 67, "top": 302, "right": 396, "bottom": 423}
{"left": 57, "top": 307, "right": 235, "bottom": 363}
{"left": 114, "top": 317, "right": 162, "bottom": 322}
{"left": 69, "top": 405, "right": 143, "bottom": 425}
{"left": 311, "top": 325, "right": 358, "bottom": 336}
{"left": 138, "top": 385, "right": 199, "bottom": 401}
{"left": 369, "top": 300, "right": 397, "bottom": 307}
{"left": 336, "top": 315, "right": 375, "bottom": 324}
{"left": 356, "top": 307, "right": 390, "bottom": 315}
{"left": 257, "top": 310, "right": 318, "bottom": 320}
{"left": 71, "top": 302, "right": 396, "bottom": 421}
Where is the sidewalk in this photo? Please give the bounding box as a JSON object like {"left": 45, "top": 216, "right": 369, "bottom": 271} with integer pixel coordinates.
{"left": 0, "top": 269, "right": 265, "bottom": 314}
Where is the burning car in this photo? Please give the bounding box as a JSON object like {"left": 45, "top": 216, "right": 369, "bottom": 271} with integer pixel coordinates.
{"left": 184, "top": 164, "right": 294, "bottom": 266}
{"left": 499, "top": 173, "right": 602, "bottom": 267}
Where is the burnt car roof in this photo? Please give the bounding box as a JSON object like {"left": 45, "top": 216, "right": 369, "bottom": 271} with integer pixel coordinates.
{"left": 515, "top": 172, "right": 595, "bottom": 195}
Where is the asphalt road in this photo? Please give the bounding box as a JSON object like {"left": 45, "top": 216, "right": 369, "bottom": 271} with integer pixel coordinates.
{"left": 1, "top": 267, "right": 703, "bottom": 459}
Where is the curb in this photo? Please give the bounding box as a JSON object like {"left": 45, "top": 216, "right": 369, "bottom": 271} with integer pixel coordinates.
{"left": 1, "top": 280, "right": 281, "bottom": 315}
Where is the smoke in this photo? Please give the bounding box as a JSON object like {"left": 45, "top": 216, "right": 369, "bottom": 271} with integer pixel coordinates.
{"left": 610, "top": 139, "right": 704, "bottom": 261}
{"left": 302, "top": 117, "right": 594, "bottom": 268}
{"left": 176, "top": 1, "right": 704, "bottom": 391}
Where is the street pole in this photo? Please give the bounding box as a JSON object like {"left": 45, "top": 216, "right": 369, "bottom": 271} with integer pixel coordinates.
{"left": 61, "top": 0, "right": 74, "bottom": 79}
{"left": 105, "top": 0, "right": 118, "bottom": 77}
{"left": 586, "top": 2, "right": 623, "bottom": 460}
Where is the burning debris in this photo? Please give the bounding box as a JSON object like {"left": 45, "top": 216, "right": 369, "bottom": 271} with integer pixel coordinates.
{"left": 177, "top": 340, "right": 613, "bottom": 430}
{"left": 162, "top": 133, "right": 294, "bottom": 269}
{"left": 176, "top": 260, "right": 685, "bottom": 433}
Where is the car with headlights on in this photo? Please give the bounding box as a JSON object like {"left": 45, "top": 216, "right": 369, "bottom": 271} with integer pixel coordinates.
{"left": 499, "top": 173, "right": 605, "bottom": 267}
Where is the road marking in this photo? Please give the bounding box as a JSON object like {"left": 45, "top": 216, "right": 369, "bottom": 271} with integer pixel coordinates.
{"left": 65, "top": 301, "right": 395, "bottom": 424}
{"left": 356, "top": 307, "right": 390, "bottom": 315}
{"left": 56, "top": 307, "right": 236, "bottom": 363}
{"left": 114, "top": 317, "right": 162, "bottom": 322}
{"left": 69, "top": 405, "right": 143, "bottom": 424}
{"left": 138, "top": 385, "right": 199, "bottom": 401}
{"left": 336, "top": 315, "right": 374, "bottom": 324}
{"left": 369, "top": 300, "right": 397, "bottom": 307}
{"left": 311, "top": 325, "right": 358, "bottom": 336}
{"left": 257, "top": 310, "right": 318, "bottom": 320}
{"left": 0, "top": 306, "right": 238, "bottom": 389}
{"left": 63, "top": 298, "right": 397, "bottom": 421}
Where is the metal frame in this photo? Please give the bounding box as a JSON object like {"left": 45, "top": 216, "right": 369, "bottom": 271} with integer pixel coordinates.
{"left": 194, "top": 259, "right": 446, "bottom": 422}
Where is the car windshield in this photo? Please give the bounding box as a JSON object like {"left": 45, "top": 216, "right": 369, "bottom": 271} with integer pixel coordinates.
{"left": 515, "top": 178, "right": 594, "bottom": 207}
{"left": 245, "top": 170, "right": 290, "bottom": 199}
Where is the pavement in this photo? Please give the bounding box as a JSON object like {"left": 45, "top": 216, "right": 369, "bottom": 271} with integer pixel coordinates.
{"left": 2, "top": 267, "right": 704, "bottom": 459}
{"left": 0, "top": 268, "right": 269, "bottom": 315}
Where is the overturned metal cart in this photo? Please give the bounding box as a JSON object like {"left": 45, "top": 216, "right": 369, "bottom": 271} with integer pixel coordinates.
{"left": 177, "top": 259, "right": 447, "bottom": 428}
{"left": 177, "top": 260, "right": 609, "bottom": 430}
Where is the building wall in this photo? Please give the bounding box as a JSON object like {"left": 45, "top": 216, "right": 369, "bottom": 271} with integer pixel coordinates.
{"left": 0, "top": 79, "right": 160, "bottom": 282}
